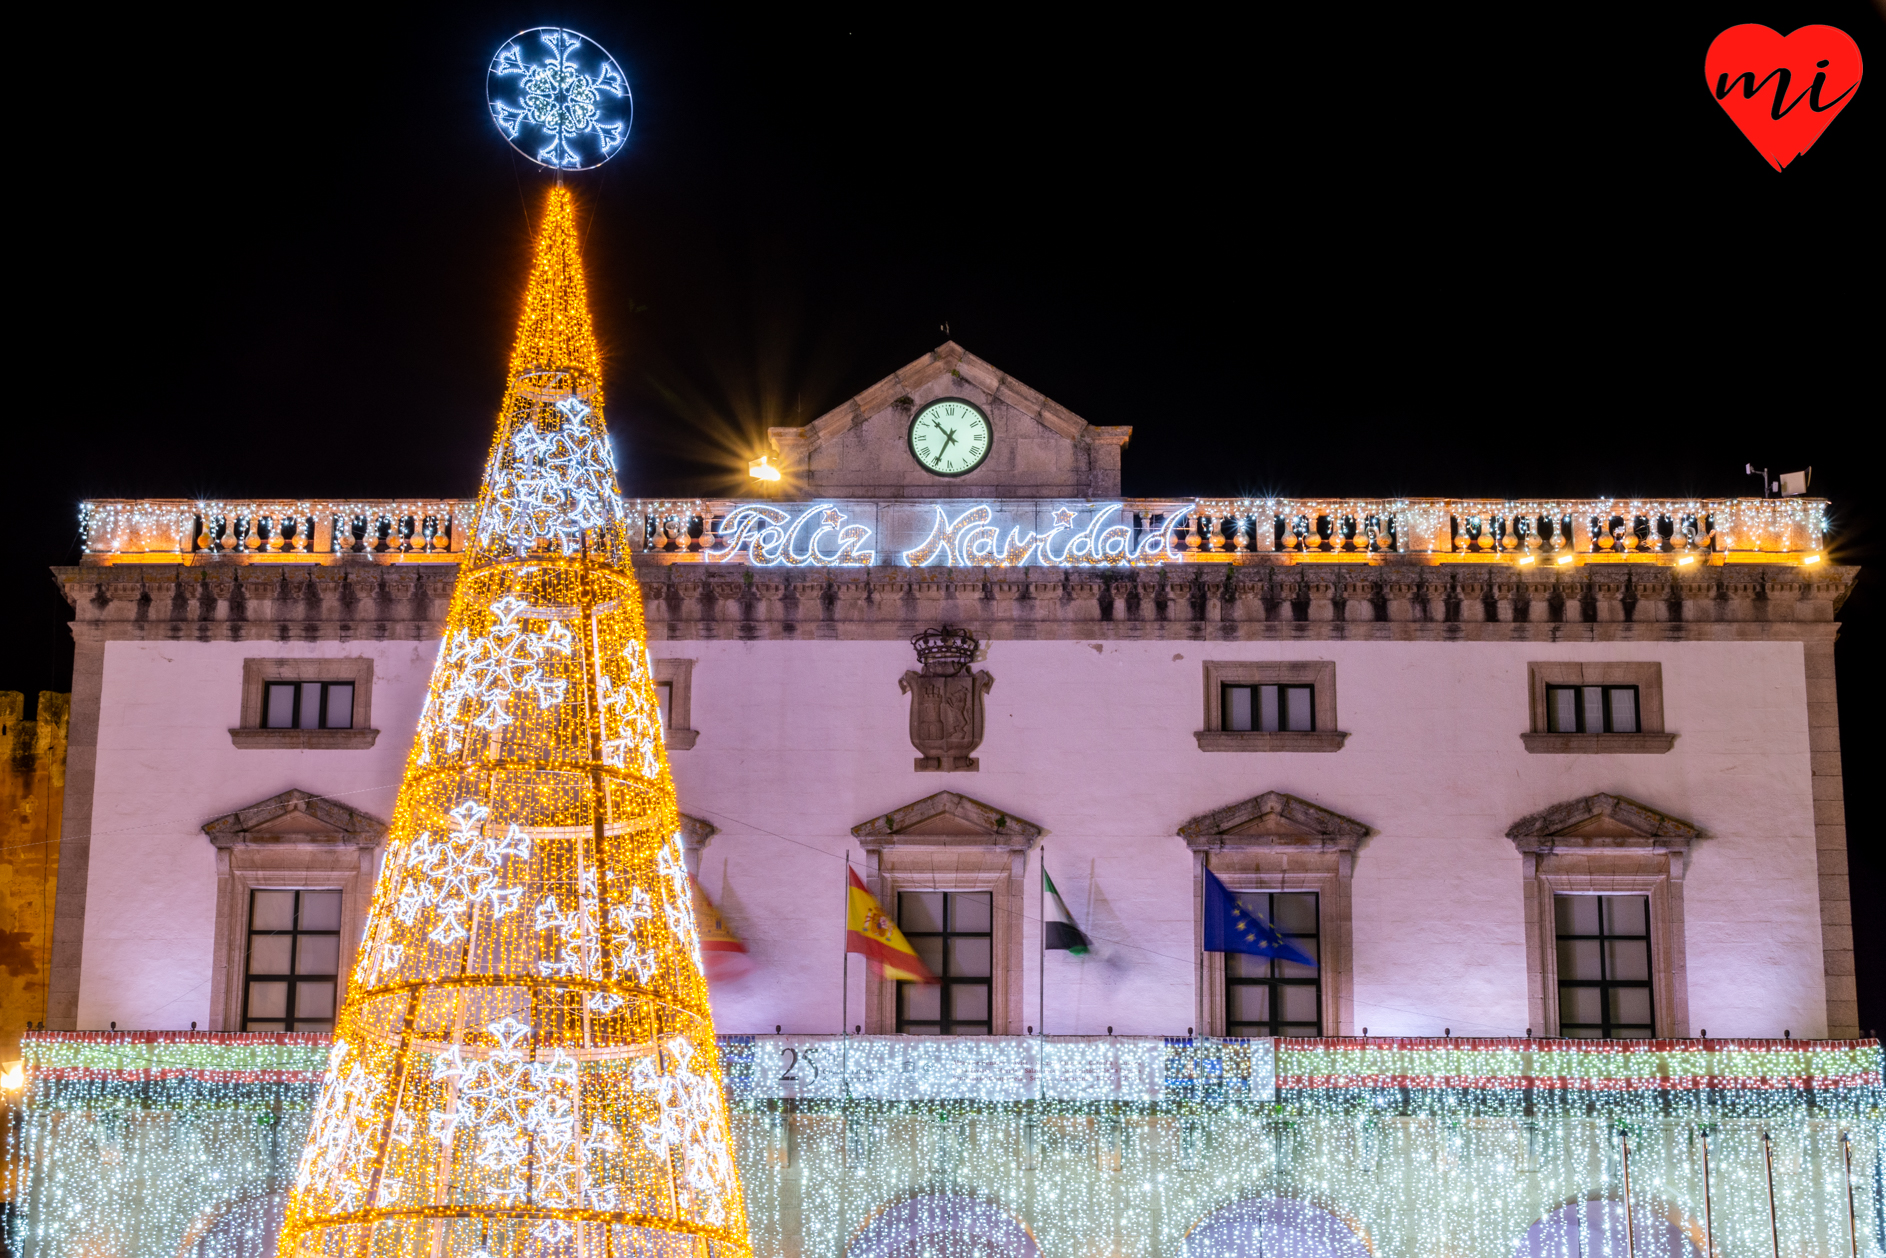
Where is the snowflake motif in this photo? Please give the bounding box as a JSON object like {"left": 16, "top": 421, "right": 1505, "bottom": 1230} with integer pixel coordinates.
{"left": 432, "top": 1016, "right": 583, "bottom": 1208}
{"left": 631, "top": 1035, "right": 738, "bottom": 1227}
{"left": 657, "top": 834, "right": 704, "bottom": 977}
{"left": 415, "top": 595, "right": 574, "bottom": 765}
{"left": 294, "top": 1042, "right": 384, "bottom": 1210}
{"left": 488, "top": 29, "right": 630, "bottom": 170}
{"left": 381, "top": 801, "right": 531, "bottom": 948}
{"left": 478, "top": 399, "right": 622, "bottom": 553}
{"left": 599, "top": 644, "right": 663, "bottom": 777}
{"left": 534, "top": 868, "right": 656, "bottom": 991}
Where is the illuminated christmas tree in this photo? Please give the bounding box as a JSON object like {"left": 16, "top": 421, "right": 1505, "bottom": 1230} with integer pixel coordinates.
{"left": 278, "top": 186, "right": 750, "bottom": 1258}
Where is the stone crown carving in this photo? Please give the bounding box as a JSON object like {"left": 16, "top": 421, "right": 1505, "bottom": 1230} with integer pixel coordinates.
{"left": 202, "top": 788, "right": 387, "bottom": 849}
{"left": 1178, "top": 791, "right": 1370, "bottom": 852}
{"left": 1504, "top": 793, "right": 1700, "bottom": 855}
{"left": 853, "top": 791, "right": 1042, "bottom": 852}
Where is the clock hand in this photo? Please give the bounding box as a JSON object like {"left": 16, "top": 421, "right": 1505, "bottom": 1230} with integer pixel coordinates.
{"left": 937, "top": 425, "right": 958, "bottom": 452}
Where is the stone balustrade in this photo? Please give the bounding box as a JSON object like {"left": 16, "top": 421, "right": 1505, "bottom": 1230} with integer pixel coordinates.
{"left": 78, "top": 496, "right": 1830, "bottom": 564}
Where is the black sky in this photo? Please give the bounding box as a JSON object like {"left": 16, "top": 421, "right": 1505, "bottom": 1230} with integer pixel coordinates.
{"left": 11, "top": 3, "right": 1883, "bottom": 1021}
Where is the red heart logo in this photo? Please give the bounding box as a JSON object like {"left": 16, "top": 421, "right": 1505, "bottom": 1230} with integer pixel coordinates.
{"left": 1706, "top": 25, "right": 1863, "bottom": 170}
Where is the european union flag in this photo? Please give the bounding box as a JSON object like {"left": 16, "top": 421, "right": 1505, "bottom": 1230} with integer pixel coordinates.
{"left": 1202, "top": 869, "right": 1316, "bottom": 966}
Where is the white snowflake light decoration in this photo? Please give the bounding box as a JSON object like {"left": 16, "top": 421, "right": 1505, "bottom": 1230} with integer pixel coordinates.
{"left": 487, "top": 28, "right": 632, "bottom": 170}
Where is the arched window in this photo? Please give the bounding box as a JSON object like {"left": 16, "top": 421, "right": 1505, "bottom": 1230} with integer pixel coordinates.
{"left": 1179, "top": 1197, "right": 1371, "bottom": 1258}
{"left": 847, "top": 1192, "right": 1040, "bottom": 1258}
{"left": 1514, "top": 1198, "right": 1703, "bottom": 1258}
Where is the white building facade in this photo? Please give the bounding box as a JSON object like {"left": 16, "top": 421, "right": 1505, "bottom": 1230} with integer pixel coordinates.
{"left": 51, "top": 343, "right": 1857, "bottom": 1045}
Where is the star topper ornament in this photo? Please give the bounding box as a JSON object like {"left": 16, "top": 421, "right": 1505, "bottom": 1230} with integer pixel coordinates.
{"left": 487, "top": 27, "right": 632, "bottom": 170}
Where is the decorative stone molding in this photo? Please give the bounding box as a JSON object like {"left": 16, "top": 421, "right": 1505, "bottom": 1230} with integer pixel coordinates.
{"left": 230, "top": 657, "right": 379, "bottom": 750}
{"left": 1520, "top": 662, "right": 1674, "bottom": 755}
{"left": 1194, "top": 661, "right": 1348, "bottom": 753}
{"left": 1178, "top": 792, "right": 1369, "bottom": 1038}
{"left": 55, "top": 562, "right": 1855, "bottom": 645}
{"left": 851, "top": 792, "right": 1042, "bottom": 1034}
{"left": 654, "top": 657, "right": 699, "bottom": 750}
{"left": 201, "top": 790, "right": 387, "bottom": 1032}
{"left": 676, "top": 812, "right": 719, "bottom": 876}
{"left": 1505, "top": 793, "right": 1698, "bottom": 1037}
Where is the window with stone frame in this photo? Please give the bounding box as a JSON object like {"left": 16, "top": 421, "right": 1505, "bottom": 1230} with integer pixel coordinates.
{"left": 1224, "top": 891, "right": 1322, "bottom": 1037}
{"left": 231, "top": 657, "right": 378, "bottom": 749}
{"left": 1554, "top": 894, "right": 1655, "bottom": 1038}
{"left": 1522, "top": 662, "right": 1672, "bottom": 753}
{"left": 1195, "top": 661, "right": 1346, "bottom": 751}
{"left": 896, "top": 891, "right": 994, "bottom": 1035}
{"left": 242, "top": 889, "right": 343, "bottom": 1032}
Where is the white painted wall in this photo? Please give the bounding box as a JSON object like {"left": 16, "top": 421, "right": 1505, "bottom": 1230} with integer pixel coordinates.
{"left": 77, "top": 635, "right": 1825, "bottom": 1038}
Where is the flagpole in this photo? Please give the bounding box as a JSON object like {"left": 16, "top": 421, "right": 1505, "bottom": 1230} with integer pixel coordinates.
{"left": 1038, "top": 843, "right": 1046, "bottom": 1039}
{"left": 842, "top": 853, "right": 851, "bottom": 1046}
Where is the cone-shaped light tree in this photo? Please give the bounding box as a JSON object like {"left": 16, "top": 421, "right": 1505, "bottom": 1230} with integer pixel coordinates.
{"left": 279, "top": 187, "right": 751, "bottom": 1258}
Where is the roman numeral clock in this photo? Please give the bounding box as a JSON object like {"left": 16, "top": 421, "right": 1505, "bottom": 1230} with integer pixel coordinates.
{"left": 908, "top": 398, "right": 992, "bottom": 477}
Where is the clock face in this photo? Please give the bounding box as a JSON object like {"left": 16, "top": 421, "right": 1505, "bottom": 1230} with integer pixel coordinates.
{"left": 908, "top": 398, "right": 992, "bottom": 477}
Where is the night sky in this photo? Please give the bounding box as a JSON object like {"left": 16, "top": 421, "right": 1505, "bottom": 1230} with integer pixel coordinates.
{"left": 12, "top": 4, "right": 1882, "bottom": 1020}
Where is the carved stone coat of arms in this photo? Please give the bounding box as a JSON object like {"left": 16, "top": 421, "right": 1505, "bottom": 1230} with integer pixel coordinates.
{"left": 899, "top": 627, "right": 993, "bottom": 772}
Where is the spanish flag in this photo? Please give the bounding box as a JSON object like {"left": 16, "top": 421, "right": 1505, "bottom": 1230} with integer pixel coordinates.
{"left": 845, "top": 868, "right": 937, "bottom": 984}
{"left": 689, "top": 875, "right": 754, "bottom": 983}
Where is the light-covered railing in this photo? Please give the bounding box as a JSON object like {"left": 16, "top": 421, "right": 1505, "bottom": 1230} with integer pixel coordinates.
{"left": 78, "top": 495, "right": 1832, "bottom": 563}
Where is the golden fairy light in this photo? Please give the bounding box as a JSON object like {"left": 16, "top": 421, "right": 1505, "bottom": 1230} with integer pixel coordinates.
{"left": 277, "top": 186, "right": 751, "bottom": 1258}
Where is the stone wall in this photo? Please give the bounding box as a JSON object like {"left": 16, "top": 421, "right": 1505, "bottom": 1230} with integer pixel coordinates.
{"left": 1, "top": 692, "right": 67, "bottom": 1057}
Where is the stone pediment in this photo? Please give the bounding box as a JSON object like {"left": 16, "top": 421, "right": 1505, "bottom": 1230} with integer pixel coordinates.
{"left": 767, "top": 342, "right": 1130, "bottom": 499}
{"left": 1505, "top": 793, "right": 1699, "bottom": 855}
{"left": 1177, "top": 791, "right": 1369, "bottom": 853}
{"left": 202, "top": 789, "right": 387, "bottom": 849}
{"left": 853, "top": 791, "right": 1043, "bottom": 852}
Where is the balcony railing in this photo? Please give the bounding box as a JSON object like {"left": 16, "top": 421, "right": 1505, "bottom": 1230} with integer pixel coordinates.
{"left": 77, "top": 495, "right": 1832, "bottom": 564}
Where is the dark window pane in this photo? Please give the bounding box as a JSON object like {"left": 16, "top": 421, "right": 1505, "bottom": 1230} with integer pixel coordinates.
{"left": 902, "top": 983, "right": 941, "bottom": 1021}
{"left": 950, "top": 984, "right": 990, "bottom": 1021}
{"left": 904, "top": 1024, "right": 941, "bottom": 1035}
{"left": 1285, "top": 686, "right": 1314, "bottom": 732}
{"left": 1548, "top": 688, "right": 1578, "bottom": 733}
{"left": 1603, "top": 895, "right": 1648, "bottom": 937}
{"left": 1581, "top": 687, "right": 1604, "bottom": 735}
{"left": 1558, "top": 939, "right": 1603, "bottom": 981}
{"left": 1609, "top": 987, "right": 1653, "bottom": 1027}
{"left": 300, "top": 891, "right": 343, "bottom": 932}
{"left": 323, "top": 684, "right": 354, "bottom": 730}
{"left": 1278, "top": 985, "right": 1319, "bottom": 1023}
{"left": 950, "top": 893, "right": 992, "bottom": 933}
{"left": 899, "top": 892, "right": 945, "bottom": 934}
{"left": 1271, "top": 894, "right": 1317, "bottom": 935}
{"left": 657, "top": 681, "right": 673, "bottom": 730}
{"left": 247, "top": 981, "right": 288, "bottom": 1019}
{"left": 249, "top": 936, "right": 293, "bottom": 974}
{"left": 1608, "top": 688, "right": 1638, "bottom": 734}
{"left": 1226, "top": 952, "right": 1271, "bottom": 979}
{"left": 1258, "top": 685, "right": 1280, "bottom": 733}
{"left": 251, "top": 891, "right": 296, "bottom": 932}
{"left": 949, "top": 937, "right": 992, "bottom": 978}
{"left": 294, "top": 1020, "right": 334, "bottom": 1034}
{"left": 1225, "top": 685, "right": 1253, "bottom": 732}
{"left": 297, "top": 936, "right": 341, "bottom": 976}
{"left": 246, "top": 1021, "right": 286, "bottom": 1033}
{"left": 912, "top": 937, "right": 944, "bottom": 975}
{"left": 1605, "top": 940, "right": 1650, "bottom": 982}
{"left": 1561, "top": 1026, "right": 1602, "bottom": 1039}
{"left": 1558, "top": 985, "right": 1603, "bottom": 1025}
{"left": 264, "top": 684, "right": 297, "bottom": 729}
{"left": 1279, "top": 1025, "right": 1321, "bottom": 1038}
{"left": 1554, "top": 896, "right": 1601, "bottom": 936}
{"left": 1277, "top": 938, "right": 1318, "bottom": 979}
{"left": 298, "top": 683, "right": 323, "bottom": 730}
{"left": 1228, "top": 985, "right": 1270, "bottom": 1024}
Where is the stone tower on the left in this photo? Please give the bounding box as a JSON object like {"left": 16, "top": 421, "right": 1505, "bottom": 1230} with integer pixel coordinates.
{"left": 278, "top": 186, "right": 751, "bottom": 1258}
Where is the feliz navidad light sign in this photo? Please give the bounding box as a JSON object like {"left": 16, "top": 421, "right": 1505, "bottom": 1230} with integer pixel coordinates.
{"left": 700, "top": 501, "right": 1188, "bottom": 568}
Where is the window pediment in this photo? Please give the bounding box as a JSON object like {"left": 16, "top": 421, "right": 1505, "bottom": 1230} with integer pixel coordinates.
{"left": 1505, "top": 793, "right": 1699, "bottom": 855}
{"left": 202, "top": 789, "right": 386, "bottom": 850}
{"left": 1178, "top": 791, "right": 1369, "bottom": 853}
{"left": 852, "top": 791, "right": 1042, "bottom": 852}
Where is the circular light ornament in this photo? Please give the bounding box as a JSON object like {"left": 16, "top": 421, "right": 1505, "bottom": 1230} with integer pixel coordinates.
{"left": 487, "top": 27, "right": 631, "bottom": 170}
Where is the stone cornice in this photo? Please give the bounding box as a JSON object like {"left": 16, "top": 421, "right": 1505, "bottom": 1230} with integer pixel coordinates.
{"left": 1505, "top": 792, "right": 1700, "bottom": 856}
{"left": 54, "top": 561, "right": 1856, "bottom": 645}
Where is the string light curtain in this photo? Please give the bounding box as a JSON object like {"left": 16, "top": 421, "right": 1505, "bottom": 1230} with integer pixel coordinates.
{"left": 276, "top": 186, "right": 750, "bottom": 1258}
